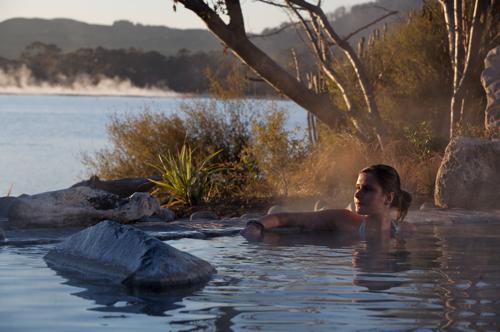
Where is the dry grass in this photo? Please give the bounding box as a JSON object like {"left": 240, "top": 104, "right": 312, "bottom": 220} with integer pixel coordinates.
{"left": 289, "top": 131, "right": 442, "bottom": 208}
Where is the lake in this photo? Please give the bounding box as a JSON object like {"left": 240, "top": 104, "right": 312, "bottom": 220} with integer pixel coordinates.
{"left": 2, "top": 223, "right": 500, "bottom": 331}
{"left": 1, "top": 94, "right": 500, "bottom": 331}
{"left": 0, "top": 94, "right": 307, "bottom": 196}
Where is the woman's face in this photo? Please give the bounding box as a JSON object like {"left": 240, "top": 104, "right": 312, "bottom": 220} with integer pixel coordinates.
{"left": 354, "top": 172, "right": 393, "bottom": 216}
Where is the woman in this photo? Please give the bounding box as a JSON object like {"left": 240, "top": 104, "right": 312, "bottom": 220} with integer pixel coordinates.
{"left": 241, "top": 164, "right": 413, "bottom": 239}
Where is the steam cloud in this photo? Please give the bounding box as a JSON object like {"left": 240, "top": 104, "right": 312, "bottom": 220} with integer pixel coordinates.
{"left": 0, "top": 65, "right": 180, "bottom": 97}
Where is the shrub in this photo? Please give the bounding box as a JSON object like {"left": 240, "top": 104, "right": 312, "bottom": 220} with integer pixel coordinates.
{"left": 247, "top": 108, "right": 308, "bottom": 197}
{"left": 82, "top": 111, "right": 187, "bottom": 179}
{"left": 82, "top": 99, "right": 257, "bottom": 180}
{"left": 149, "top": 144, "right": 224, "bottom": 206}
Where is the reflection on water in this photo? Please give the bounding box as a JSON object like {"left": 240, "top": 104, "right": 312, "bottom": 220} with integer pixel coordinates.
{"left": 1, "top": 223, "right": 500, "bottom": 331}
{"left": 45, "top": 262, "right": 206, "bottom": 316}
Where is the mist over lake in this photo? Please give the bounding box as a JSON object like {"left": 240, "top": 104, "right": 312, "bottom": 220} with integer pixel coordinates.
{"left": 0, "top": 94, "right": 307, "bottom": 196}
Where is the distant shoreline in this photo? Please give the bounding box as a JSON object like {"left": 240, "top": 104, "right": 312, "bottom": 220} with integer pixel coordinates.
{"left": 0, "top": 90, "right": 284, "bottom": 101}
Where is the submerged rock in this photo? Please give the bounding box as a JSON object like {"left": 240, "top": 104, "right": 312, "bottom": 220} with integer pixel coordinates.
{"left": 435, "top": 136, "right": 500, "bottom": 209}
{"left": 7, "top": 187, "right": 160, "bottom": 229}
{"left": 44, "top": 220, "right": 215, "bottom": 289}
{"left": 482, "top": 46, "right": 500, "bottom": 138}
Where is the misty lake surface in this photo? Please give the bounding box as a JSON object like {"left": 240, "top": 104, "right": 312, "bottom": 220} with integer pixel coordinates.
{"left": 1, "top": 223, "right": 500, "bottom": 331}
{"left": 0, "top": 94, "right": 307, "bottom": 196}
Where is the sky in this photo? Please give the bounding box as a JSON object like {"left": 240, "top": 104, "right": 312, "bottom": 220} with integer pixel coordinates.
{"left": 0, "top": 0, "right": 368, "bottom": 32}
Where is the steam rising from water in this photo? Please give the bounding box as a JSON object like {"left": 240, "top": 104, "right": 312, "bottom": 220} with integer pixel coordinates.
{"left": 0, "top": 65, "right": 179, "bottom": 97}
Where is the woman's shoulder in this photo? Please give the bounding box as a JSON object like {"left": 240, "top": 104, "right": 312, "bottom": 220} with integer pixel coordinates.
{"left": 311, "top": 208, "right": 364, "bottom": 230}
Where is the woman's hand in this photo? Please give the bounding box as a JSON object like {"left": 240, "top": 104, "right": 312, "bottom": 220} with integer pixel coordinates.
{"left": 240, "top": 221, "right": 265, "bottom": 241}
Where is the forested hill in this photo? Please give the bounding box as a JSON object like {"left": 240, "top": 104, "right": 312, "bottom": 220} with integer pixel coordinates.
{"left": 0, "top": 18, "right": 221, "bottom": 59}
{"left": 0, "top": 0, "right": 422, "bottom": 60}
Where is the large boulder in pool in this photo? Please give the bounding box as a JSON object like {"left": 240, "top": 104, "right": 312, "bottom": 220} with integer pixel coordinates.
{"left": 434, "top": 136, "right": 500, "bottom": 209}
{"left": 6, "top": 186, "right": 160, "bottom": 229}
{"left": 482, "top": 46, "right": 500, "bottom": 137}
{"left": 44, "top": 220, "right": 215, "bottom": 288}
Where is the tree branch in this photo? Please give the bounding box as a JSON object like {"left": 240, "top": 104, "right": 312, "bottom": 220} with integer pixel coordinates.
{"left": 287, "top": 0, "right": 370, "bottom": 140}
{"left": 255, "top": 0, "right": 293, "bottom": 9}
{"left": 226, "top": 0, "right": 246, "bottom": 37}
{"left": 342, "top": 10, "right": 398, "bottom": 41}
{"left": 439, "top": 0, "right": 456, "bottom": 66}
{"left": 176, "top": 0, "right": 346, "bottom": 128}
{"left": 287, "top": 0, "right": 387, "bottom": 147}
{"left": 457, "top": 0, "right": 489, "bottom": 92}
{"left": 248, "top": 21, "right": 303, "bottom": 39}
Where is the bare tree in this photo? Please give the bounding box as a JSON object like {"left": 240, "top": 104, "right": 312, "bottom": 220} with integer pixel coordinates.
{"left": 438, "top": 0, "right": 499, "bottom": 138}
{"left": 172, "top": 0, "right": 398, "bottom": 149}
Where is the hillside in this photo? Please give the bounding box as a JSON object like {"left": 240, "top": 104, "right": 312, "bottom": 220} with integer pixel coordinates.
{"left": 0, "top": 0, "right": 422, "bottom": 60}
{"left": 0, "top": 18, "right": 221, "bottom": 59}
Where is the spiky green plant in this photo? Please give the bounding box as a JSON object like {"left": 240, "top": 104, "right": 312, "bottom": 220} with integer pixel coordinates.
{"left": 149, "top": 144, "right": 224, "bottom": 206}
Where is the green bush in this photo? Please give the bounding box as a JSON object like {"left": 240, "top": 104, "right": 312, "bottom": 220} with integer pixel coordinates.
{"left": 83, "top": 98, "right": 292, "bottom": 200}
{"left": 82, "top": 99, "right": 257, "bottom": 180}
{"left": 149, "top": 144, "right": 224, "bottom": 206}
{"left": 82, "top": 111, "right": 187, "bottom": 179}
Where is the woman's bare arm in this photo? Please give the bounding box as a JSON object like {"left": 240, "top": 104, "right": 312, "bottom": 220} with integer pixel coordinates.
{"left": 242, "top": 209, "right": 361, "bottom": 239}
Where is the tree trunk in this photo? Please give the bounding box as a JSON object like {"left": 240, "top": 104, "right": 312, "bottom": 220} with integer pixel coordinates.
{"left": 440, "top": 0, "right": 490, "bottom": 138}
{"left": 178, "top": 0, "right": 346, "bottom": 129}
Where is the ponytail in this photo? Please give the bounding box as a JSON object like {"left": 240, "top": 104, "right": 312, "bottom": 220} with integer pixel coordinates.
{"left": 395, "top": 189, "right": 412, "bottom": 222}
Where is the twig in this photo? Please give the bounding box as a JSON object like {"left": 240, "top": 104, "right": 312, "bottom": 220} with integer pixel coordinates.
{"left": 248, "top": 21, "right": 304, "bottom": 38}
{"left": 342, "top": 10, "right": 399, "bottom": 41}
{"left": 255, "top": 0, "right": 292, "bottom": 9}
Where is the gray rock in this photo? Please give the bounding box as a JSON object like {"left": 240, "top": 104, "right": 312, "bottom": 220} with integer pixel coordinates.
{"left": 136, "top": 208, "right": 175, "bottom": 223}
{"left": 0, "top": 197, "right": 18, "bottom": 227}
{"left": 44, "top": 220, "right": 215, "bottom": 289}
{"left": 71, "top": 175, "right": 159, "bottom": 198}
{"left": 189, "top": 211, "right": 219, "bottom": 221}
{"left": 434, "top": 136, "right": 500, "bottom": 209}
{"left": 158, "top": 208, "right": 176, "bottom": 222}
{"left": 482, "top": 46, "right": 500, "bottom": 138}
{"left": 7, "top": 187, "right": 160, "bottom": 229}
{"left": 0, "top": 228, "right": 5, "bottom": 241}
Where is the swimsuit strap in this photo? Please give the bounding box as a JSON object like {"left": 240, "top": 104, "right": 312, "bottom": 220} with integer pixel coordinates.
{"left": 391, "top": 220, "right": 398, "bottom": 235}
{"left": 358, "top": 217, "right": 367, "bottom": 239}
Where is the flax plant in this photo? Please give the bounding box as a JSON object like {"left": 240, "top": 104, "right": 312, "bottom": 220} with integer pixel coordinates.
{"left": 149, "top": 144, "right": 224, "bottom": 206}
